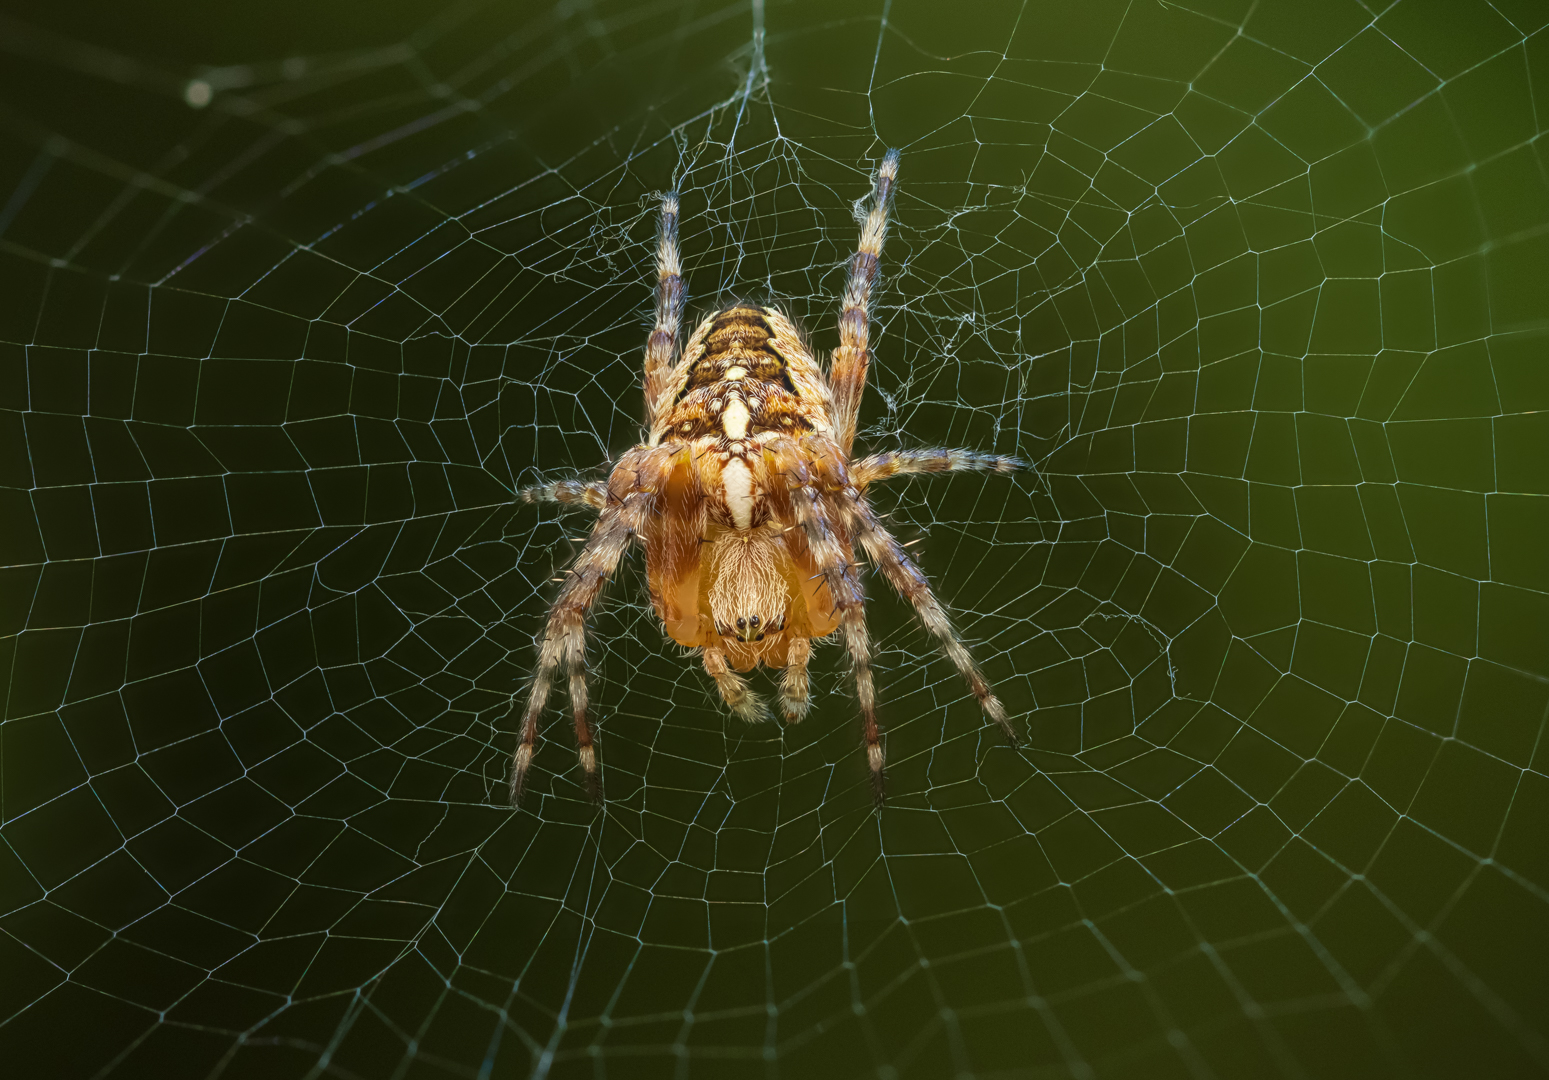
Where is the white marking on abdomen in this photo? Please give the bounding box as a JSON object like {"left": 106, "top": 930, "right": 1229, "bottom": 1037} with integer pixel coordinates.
{"left": 723, "top": 458, "right": 755, "bottom": 530}
{"left": 722, "top": 396, "right": 750, "bottom": 440}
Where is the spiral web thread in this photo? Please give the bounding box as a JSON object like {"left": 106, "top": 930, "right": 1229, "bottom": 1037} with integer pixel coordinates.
{"left": 1, "top": 1, "right": 1547, "bottom": 1077}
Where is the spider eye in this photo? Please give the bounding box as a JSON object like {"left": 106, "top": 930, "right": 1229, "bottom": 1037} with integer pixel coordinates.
{"left": 736, "top": 618, "right": 746, "bottom": 629}
{"left": 749, "top": 615, "right": 760, "bottom": 627}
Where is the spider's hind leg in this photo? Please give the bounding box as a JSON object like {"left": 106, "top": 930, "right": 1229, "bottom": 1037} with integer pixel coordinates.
{"left": 509, "top": 446, "right": 676, "bottom": 808}
{"left": 767, "top": 436, "right": 886, "bottom": 804}
{"left": 703, "top": 647, "right": 771, "bottom": 722}
{"left": 842, "top": 497, "right": 1018, "bottom": 745}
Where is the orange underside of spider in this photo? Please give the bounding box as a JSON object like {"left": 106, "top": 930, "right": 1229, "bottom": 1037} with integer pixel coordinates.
{"left": 511, "top": 150, "right": 1024, "bottom": 807}
{"left": 643, "top": 440, "right": 844, "bottom": 672}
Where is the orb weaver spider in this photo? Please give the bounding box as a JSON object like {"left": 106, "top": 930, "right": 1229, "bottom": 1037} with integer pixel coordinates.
{"left": 511, "top": 150, "right": 1022, "bottom": 805}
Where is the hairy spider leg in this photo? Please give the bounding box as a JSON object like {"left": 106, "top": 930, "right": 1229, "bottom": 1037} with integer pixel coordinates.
{"left": 839, "top": 494, "right": 1017, "bottom": 743}
{"left": 830, "top": 149, "right": 899, "bottom": 457}
{"left": 780, "top": 637, "right": 811, "bottom": 721}
{"left": 518, "top": 479, "right": 608, "bottom": 509}
{"left": 803, "top": 486, "right": 882, "bottom": 802}
{"left": 702, "top": 647, "right": 770, "bottom": 721}
{"left": 643, "top": 192, "right": 684, "bottom": 425}
{"left": 767, "top": 437, "right": 884, "bottom": 802}
{"left": 851, "top": 447, "right": 1024, "bottom": 487}
{"left": 510, "top": 448, "right": 671, "bottom": 805}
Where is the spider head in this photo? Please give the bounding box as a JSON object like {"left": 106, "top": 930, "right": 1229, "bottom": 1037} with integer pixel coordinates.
{"left": 720, "top": 612, "right": 788, "bottom": 643}
{"left": 708, "top": 533, "right": 790, "bottom": 644}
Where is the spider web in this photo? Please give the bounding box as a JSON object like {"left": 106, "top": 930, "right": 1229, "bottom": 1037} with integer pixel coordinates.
{"left": 2, "top": 0, "right": 1548, "bottom": 1076}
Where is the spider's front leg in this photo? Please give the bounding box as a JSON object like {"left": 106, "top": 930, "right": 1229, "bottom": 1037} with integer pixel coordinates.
{"left": 830, "top": 149, "right": 899, "bottom": 457}
{"left": 510, "top": 446, "right": 673, "bottom": 806}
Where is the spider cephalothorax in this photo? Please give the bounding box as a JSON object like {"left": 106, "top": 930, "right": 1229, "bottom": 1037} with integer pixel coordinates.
{"left": 511, "top": 150, "right": 1023, "bottom": 805}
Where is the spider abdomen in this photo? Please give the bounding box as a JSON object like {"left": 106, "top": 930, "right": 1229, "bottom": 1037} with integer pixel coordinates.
{"left": 650, "top": 303, "right": 832, "bottom": 448}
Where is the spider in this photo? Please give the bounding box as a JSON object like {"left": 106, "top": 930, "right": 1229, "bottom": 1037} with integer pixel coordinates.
{"left": 510, "top": 150, "right": 1022, "bottom": 806}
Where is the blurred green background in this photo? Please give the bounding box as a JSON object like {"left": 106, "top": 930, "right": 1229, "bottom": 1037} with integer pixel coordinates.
{"left": 1, "top": 1, "right": 1547, "bottom": 1077}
